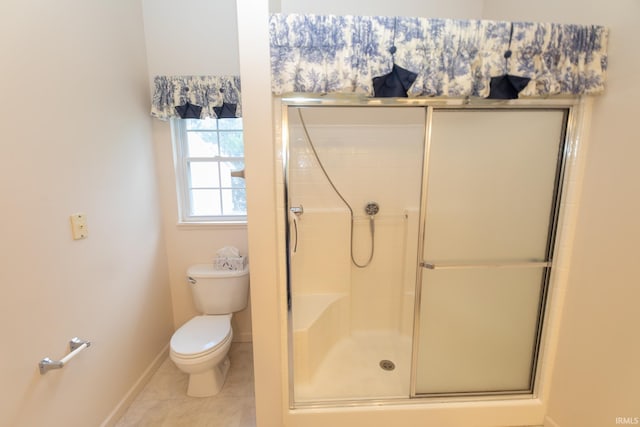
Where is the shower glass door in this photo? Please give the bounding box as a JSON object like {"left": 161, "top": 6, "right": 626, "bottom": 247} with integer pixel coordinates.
{"left": 286, "top": 106, "right": 426, "bottom": 404}
{"left": 415, "top": 109, "right": 567, "bottom": 395}
{"left": 284, "top": 102, "right": 570, "bottom": 405}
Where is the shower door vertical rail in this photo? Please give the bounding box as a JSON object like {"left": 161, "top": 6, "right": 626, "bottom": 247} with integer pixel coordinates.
{"left": 412, "top": 108, "right": 569, "bottom": 397}
{"left": 409, "top": 105, "right": 434, "bottom": 398}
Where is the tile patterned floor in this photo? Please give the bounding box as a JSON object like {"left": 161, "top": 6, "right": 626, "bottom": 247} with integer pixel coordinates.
{"left": 115, "top": 342, "right": 256, "bottom": 427}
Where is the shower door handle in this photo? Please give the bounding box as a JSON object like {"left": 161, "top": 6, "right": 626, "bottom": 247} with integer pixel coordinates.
{"left": 291, "top": 216, "right": 299, "bottom": 253}
{"left": 420, "top": 261, "right": 551, "bottom": 270}
{"left": 288, "top": 206, "right": 303, "bottom": 254}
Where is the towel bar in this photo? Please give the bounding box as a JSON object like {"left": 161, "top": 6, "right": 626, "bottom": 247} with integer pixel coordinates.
{"left": 420, "top": 261, "right": 551, "bottom": 270}
{"left": 39, "top": 337, "right": 91, "bottom": 375}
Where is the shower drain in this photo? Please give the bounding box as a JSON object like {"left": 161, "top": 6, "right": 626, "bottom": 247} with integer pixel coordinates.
{"left": 379, "top": 360, "right": 395, "bottom": 371}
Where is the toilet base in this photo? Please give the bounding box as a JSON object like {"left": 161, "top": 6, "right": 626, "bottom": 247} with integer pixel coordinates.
{"left": 187, "top": 356, "right": 231, "bottom": 397}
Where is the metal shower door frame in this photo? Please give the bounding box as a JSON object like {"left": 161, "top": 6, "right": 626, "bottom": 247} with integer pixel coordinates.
{"left": 280, "top": 96, "right": 581, "bottom": 409}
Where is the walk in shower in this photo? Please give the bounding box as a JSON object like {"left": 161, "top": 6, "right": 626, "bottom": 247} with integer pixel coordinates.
{"left": 282, "top": 100, "right": 571, "bottom": 407}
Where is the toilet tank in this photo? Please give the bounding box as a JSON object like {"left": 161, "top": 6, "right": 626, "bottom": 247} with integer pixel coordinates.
{"left": 187, "top": 264, "right": 250, "bottom": 314}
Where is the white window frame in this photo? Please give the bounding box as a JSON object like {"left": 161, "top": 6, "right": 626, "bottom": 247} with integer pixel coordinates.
{"left": 171, "top": 118, "right": 247, "bottom": 225}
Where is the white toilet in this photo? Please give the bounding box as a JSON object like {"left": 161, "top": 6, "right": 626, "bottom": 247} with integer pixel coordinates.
{"left": 170, "top": 264, "right": 249, "bottom": 397}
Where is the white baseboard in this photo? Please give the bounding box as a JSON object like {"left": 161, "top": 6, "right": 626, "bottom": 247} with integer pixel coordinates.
{"left": 100, "top": 344, "right": 169, "bottom": 427}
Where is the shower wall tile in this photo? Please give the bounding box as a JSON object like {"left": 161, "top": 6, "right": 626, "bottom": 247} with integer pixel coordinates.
{"left": 350, "top": 216, "right": 410, "bottom": 332}
{"left": 287, "top": 115, "right": 425, "bottom": 335}
{"left": 288, "top": 124, "right": 424, "bottom": 216}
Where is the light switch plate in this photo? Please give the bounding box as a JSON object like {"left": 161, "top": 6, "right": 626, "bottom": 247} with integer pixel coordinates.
{"left": 70, "top": 213, "right": 88, "bottom": 240}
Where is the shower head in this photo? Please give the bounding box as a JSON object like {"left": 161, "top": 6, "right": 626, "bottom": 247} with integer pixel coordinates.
{"left": 365, "top": 202, "right": 379, "bottom": 216}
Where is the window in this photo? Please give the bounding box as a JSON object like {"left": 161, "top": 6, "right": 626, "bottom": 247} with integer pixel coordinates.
{"left": 172, "top": 117, "right": 246, "bottom": 223}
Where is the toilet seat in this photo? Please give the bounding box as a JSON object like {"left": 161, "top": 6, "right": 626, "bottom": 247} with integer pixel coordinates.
{"left": 170, "top": 314, "right": 232, "bottom": 359}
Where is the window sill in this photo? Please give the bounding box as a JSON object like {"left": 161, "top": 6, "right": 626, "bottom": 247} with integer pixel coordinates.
{"left": 176, "top": 221, "right": 248, "bottom": 230}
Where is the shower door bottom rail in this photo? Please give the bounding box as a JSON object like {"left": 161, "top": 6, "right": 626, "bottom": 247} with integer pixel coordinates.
{"left": 420, "top": 261, "right": 551, "bottom": 270}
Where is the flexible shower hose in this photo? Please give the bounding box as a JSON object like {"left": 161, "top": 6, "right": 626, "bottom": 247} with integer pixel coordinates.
{"left": 296, "top": 108, "right": 375, "bottom": 268}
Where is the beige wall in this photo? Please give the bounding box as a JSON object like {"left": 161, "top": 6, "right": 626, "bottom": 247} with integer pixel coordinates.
{"left": 0, "top": 1, "right": 174, "bottom": 426}
{"left": 237, "top": 3, "right": 284, "bottom": 426}
{"left": 482, "top": 1, "right": 640, "bottom": 426}
{"left": 141, "top": 0, "right": 240, "bottom": 76}
{"left": 141, "top": 0, "right": 252, "bottom": 339}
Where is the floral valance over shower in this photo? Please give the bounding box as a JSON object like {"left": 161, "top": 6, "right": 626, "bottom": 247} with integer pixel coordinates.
{"left": 269, "top": 14, "right": 609, "bottom": 98}
{"left": 151, "top": 75, "right": 242, "bottom": 120}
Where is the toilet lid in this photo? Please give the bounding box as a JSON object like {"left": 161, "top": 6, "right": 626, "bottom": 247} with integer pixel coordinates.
{"left": 170, "top": 314, "right": 231, "bottom": 357}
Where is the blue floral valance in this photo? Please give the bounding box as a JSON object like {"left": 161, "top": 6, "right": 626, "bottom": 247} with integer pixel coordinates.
{"left": 151, "top": 75, "right": 242, "bottom": 120}
{"left": 269, "top": 14, "right": 609, "bottom": 98}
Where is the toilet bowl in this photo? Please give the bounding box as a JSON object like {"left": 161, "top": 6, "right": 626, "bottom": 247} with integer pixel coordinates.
{"left": 170, "top": 314, "right": 234, "bottom": 397}
{"left": 169, "top": 264, "right": 249, "bottom": 397}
